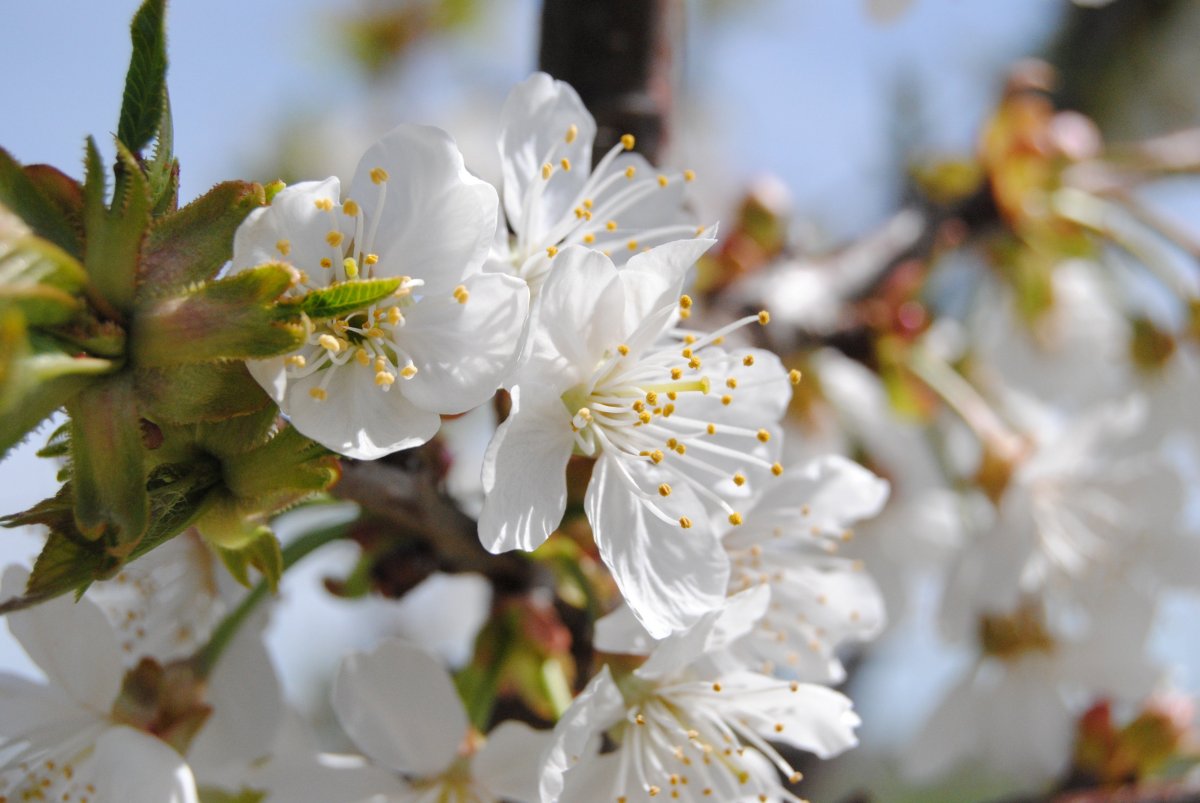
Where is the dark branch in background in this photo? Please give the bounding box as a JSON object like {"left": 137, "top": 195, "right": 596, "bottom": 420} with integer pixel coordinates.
{"left": 539, "top": 0, "right": 681, "bottom": 164}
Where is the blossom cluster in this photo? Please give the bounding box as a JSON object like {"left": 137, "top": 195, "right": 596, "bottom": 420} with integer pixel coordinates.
{"left": 0, "top": 74, "right": 891, "bottom": 802}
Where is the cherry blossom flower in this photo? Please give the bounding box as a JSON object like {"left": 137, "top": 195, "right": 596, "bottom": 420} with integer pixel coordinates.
{"left": 489, "top": 72, "right": 697, "bottom": 294}
{"left": 0, "top": 567, "right": 199, "bottom": 802}
{"left": 541, "top": 587, "right": 860, "bottom": 803}
{"left": 321, "top": 639, "right": 548, "bottom": 803}
{"left": 478, "top": 244, "right": 796, "bottom": 638}
{"left": 233, "top": 124, "right": 529, "bottom": 459}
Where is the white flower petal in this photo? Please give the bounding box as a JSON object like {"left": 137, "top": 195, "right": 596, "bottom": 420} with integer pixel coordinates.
{"left": 592, "top": 603, "right": 654, "bottom": 656}
{"left": 349, "top": 125, "right": 498, "bottom": 294}
{"left": 332, "top": 639, "right": 466, "bottom": 777}
{"left": 248, "top": 752, "right": 409, "bottom": 803}
{"left": 499, "top": 73, "right": 596, "bottom": 243}
{"left": 527, "top": 247, "right": 627, "bottom": 379}
{"left": 478, "top": 388, "right": 575, "bottom": 553}
{"left": 231, "top": 177, "right": 345, "bottom": 275}
{"left": 286, "top": 363, "right": 441, "bottom": 460}
{"left": 636, "top": 585, "right": 770, "bottom": 680}
{"left": 396, "top": 271, "right": 529, "bottom": 415}
{"left": 89, "top": 726, "right": 199, "bottom": 803}
{"left": 472, "top": 720, "right": 552, "bottom": 802}
{"left": 618, "top": 236, "right": 716, "bottom": 329}
{"left": 539, "top": 666, "right": 626, "bottom": 803}
{"left": 2, "top": 566, "right": 123, "bottom": 711}
{"left": 585, "top": 455, "right": 730, "bottom": 639}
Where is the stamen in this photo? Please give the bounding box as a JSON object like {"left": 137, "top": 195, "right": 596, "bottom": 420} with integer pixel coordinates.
{"left": 369, "top": 167, "right": 389, "bottom": 184}
{"left": 621, "top": 134, "right": 636, "bottom": 150}
{"left": 565, "top": 124, "right": 579, "bottom": 144}
{"left": 276, "top": 239, "right": 291, "bottom": 256}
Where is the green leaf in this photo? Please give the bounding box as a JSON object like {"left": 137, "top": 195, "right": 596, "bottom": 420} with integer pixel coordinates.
{"left": 67, "top": 373, "right": 149, "bottom": 548}
{"left": 117, "top": 0, "right": 169, "bottom": 156}
{"left": 137, "top": 361, "right": 273, "bottom": 424}
{"left": 23, "top": 164, "right": 84, "bottom": 238}
{"left": 0, "top": 221, "right": 88, "bottom": 326}
{"left": 0, "top": 149, "right": 82, "bottom": 258}
{"left": 84, "top": 140, "right": 153, "bottom": 315}
{"left": 139, "top": 181, "right": 266, "bottom": 292}
{"left": 131, "top": 263, "right": 305, "bottom": 366}
{"left": 145, "top": 87, "right": 178, "bottom": 215}
{"left": 36, "top": 421, "right": 71, "bottom": 459}
{"left": 220, "top": 423, "right": 336, "bottom": 503}
{"left": 216, "top": 528, "right": 282, "bottom": 591}
{"left": 295, "top": 276, "right": 403, "bottom": 320}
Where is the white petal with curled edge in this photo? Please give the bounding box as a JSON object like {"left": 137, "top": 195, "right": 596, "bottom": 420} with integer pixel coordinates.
{"left": 499, "top": 73, "right": 596, "bottom": 244}
{"left": 89, "top": 726, "right": 199, "bottom": 803}
{"left": 332, "top": 639, "right": 466, "bottom": 777}
{"left": 539, "top": 665, "right": 627, "bottom": 803}
{"left": 585, "top": 454, "right": 730, "bottom": 639}
{"left": 230, "top": 177, "right": 346, "bottom": 275}
{"left": 187, "top": 615, "right": 283, "bottom": 778}
{"left": 349, "top": 125, "right": 498, "bottom": 295}
{"left": 2, "top": 566, "right": 123, "bottom": 712}
{"left": 285, "top": 361, "right": 441, "bottom": 460}
{"left": 636, "top": 585, "right": 770, "bottom": 680}
{"left": 618, "top": 235, "right": 717, "bottom": 328}
{"left": 527, "top": 247, "right": 626, "bottom": 380}
{"left": 473, "top": 720, "right": 553, "bottom": 802}
{"left": 396, "top": 271, "right": 529, "bottom": 415}
{"left": 479, "top": 388, "right": 575, "bottom": 553}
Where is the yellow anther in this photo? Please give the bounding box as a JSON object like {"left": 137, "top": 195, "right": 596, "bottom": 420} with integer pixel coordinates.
{"left": 771, "top": 462, "right": 784, "bottom": 476}
{"left": 679, "top": 516, "right": 693, "bottom": 529}
{"left": 627, "top": 239, "right": 638, "bottom": 251}
{"left": 774, "top": 723, "right": 785, "bottom": 733}
{"left": 743, "top": 354, "right": 755, "bottom": 366}
{"left": 721, "top": 394, "right": 732, "bottom": 406}
{"left": 789, "top": 772, "right": 803, "bottom": 784}
{"left": 320, "top": 258, "right": 332, "bottom": 269}
{"left": 657, "top": 174, "right": 669, "bottom": 187}
{"left": 276, "top": 239, "right": 291, "bottom": 256}
{"left": 606, "top": 220, "right": 618, "bottom": 231}
{"left": 681, "top": 348, "right": 693, "bottom": 359}
{"left": 318, "top": 334, "right": 341, "bottom": 353}
{"left": 453, "top": 284, "right": 470, "bottom": 304}
{"left": 679, "top": 294, "right": 693, "bottom": 310}
{"left": 401, "top": 364, "right": 418, "bottom": 379}
{"left": 666, "top": 438, "right": 678, "bottom": 449}
{"left": 671, "top": 367, "right": 684, "bottom": 380}
{"left": 789, "top": 368, "right": 802, "bottom": 384}
{"left": 707, "top": 423, "right": 716, "bottom": 435}
{"left": 617, "top": 344, "right": 630, "bottom": 356}
{"left": 688, "top": 357, "right": 702, "bottom": 369}
{"left": 632, "top": 400, "right": 646, "bottom": 412}
{"left": 342, "top": 199, "right": 360, "bottom": 216}
{"left": 546, "top": 245, "right": 559, "bottom": 258}
{"left": 285, "top": 354, "right": 306, "bottom": 368}
{"left": 635, "top": 713, "right": 646, "bottom": 725}
{"left": 733, "top": 472, "right": 746, "bottom": 486}
{"left": 298, "top": 270, "right": 310, "bottom": 284}
{"left": 387, "top": 306, "right": 403, "bottom": 325}
{"left": 325, "top": 230, "right": 343, "bottom": 247}
{"left": 367, "top": 326, "right": 386, "bottom": 339}
{"left": 309, "top": 387, "right": 327, "bottom": 400}
{"left": 757, "top": 310, "right": 771, "bottom": 325}
{"left": 712, "top": 682, "right": 722, "bottom": 692}
{"left": 560, "top": 157, "right": 572, "bottom": 171}
{"left": 542, "top": 162, "right": 553, "bottom": 180}
{"left": 658, "top": 484, "right": 672, "bottom": 497}
{"left": 625, "top": 165, "right": 637, "bottom": 179}
{"left": 645, "top": 391, "right": 659, "bottom": 405}
{"left": 664, "top": 403, "right": 675, "bottom": 417}
{"left": 375, "top": 371, "right": 396, "bottom": 387}
{"left": 583, "top": 198, "right": 593, "bottom": 209}
{"left": 674, "top": 441, "right": 684, "bottom": 453}
{"left": 639, "top": 411, "right": 652, "bottom": 424}
{"left": 621, "top": 133, "right": 636, "bottom": 150}
{"left": 680, "top": 308, "right": 692, "bottom": 320}
{"left": 343, "top": 257, "right": 359, "bottom": 278}
{"left": 369, "top": 167, "right": 389, "bottom": 184}
{"left": 355, "top": 349, "right": 370, "bottom": 366}
{"left": 729, "top": 512, "right": 743, "bottom": 526}
{"left": 726, "top": 377, "right": 738, "bottom": 389}
{"left": 757, "top": 429, "right": 771, "bottom": 442}
{"left": 650, "top": 449, "right": 665, "bottom": 464}
{"left": 683, "top": 169, "right": 696, "bottom": 182}
{"left": 314, "top": 198, "right": 334, "bottom": 211}
{"left": 365, "top": 253, "right": 379, "bottom": 265}
{"left": 565, "top": 124, "right": 578, "bottom": 144}
{"left": 583, "top": 232, "right": 596, "bottom": 244}
{"left": 374, "top": 356, "right": 388, "bottom": 372}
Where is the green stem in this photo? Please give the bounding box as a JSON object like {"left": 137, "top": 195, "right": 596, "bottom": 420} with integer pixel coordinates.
{"left": 192, "top": 520, "right": 349, "bottom": 678}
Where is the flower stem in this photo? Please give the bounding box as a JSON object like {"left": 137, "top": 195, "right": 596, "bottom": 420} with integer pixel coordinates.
{"left": 192, "top": 520, "right": 349, "bottom": 678}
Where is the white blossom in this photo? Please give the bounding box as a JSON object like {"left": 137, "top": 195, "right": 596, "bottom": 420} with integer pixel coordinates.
{"left": 233, "top": 124, "right": 529, "bottom": 459}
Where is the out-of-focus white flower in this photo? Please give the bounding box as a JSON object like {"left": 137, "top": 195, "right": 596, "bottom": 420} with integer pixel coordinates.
{"left": 479, "top": 244, "right": 796, "bottom": 638}
{"left": 313, "top": 639, "right": 548, "bottom": 803}
{"left": 542, "top": 587, "right": 860, "bottom": 803}
{"left": 943, "top": 395, "right": 1188, "bottom": 637}
{"left": 0, "top": 567, "right": 199, "bottom": 802}
{"left": 489, "top": 72, "right": 697, "bottom": 295}
{"left": 233, "top": 124, "right": 529, "bottom": 459}
{"left": 906, "top": 591, "right": 1161, "bottom": 783}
